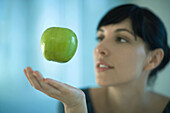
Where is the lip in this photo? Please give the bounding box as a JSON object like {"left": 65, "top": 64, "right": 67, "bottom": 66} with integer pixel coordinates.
{"left": 96, "top": 61, "right": 114, "bottom": 72}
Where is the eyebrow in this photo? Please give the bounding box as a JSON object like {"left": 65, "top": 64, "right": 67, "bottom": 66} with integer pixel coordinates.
{"left": 115, "top": 28, "right": 134, "bottom": 35}
{"left": 98, "top": 28, "right": 137, "bottom": 40}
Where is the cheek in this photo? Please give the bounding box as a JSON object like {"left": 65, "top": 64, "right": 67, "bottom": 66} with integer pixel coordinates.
{"left": 116, "top": 46, "right": 147, "bottom": 77}
{"left": 134, "top": 46, "right": 147, "bottom": 69}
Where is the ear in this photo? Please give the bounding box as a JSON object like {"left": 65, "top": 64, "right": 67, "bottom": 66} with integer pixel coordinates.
{"left": 144, "top": 48, "right": 164, "bottom": 71}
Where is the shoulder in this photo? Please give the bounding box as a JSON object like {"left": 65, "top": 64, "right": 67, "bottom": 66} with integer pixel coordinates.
{"left": 158, "top": 94, "right": 170, "bottom": 113}
{"left": 81, "top": 87, "right": 103, "bottom": 101}
{"left": 81, "top": 87, "right": 105, "bottom": 95}
{"left": 150, "top": 91, "right": 170, "bottom": 102}
{"left": 83, "top": 87, "right": 107, "bottom": 107}
{"left": 81, "top": 87, "right": 107, "bottom": 105}
{"left": 149, "top": 91, "right": 170, "bottom": 112}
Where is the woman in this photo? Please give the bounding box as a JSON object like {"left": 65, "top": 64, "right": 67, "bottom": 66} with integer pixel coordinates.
{"left": 24, "top": 4, "right": 170, "bottom": 113}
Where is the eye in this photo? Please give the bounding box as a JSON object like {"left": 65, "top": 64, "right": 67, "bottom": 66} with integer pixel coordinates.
{"left": 96, "top": 37, "right": 104, "bottom": 42}
{"left": 116, "top": 37, "right": 128, "bottom": 43}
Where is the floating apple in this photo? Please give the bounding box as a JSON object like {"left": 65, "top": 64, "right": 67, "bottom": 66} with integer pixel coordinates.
{"left": 41, "top": 27, "right": 78, "bottom": 63}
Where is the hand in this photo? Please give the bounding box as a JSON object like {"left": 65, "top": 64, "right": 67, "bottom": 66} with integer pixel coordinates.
{"left": 24, "top": 67, "right": 86, "bottom": 108}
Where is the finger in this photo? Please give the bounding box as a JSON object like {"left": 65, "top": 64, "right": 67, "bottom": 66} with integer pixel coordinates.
{"left": 46, "top": 79, "right": 76, "bottom": 91}
{"left": 33, "top": 71, "right": 51, "bottom": 90}
{"left": 24, "top": 68, "right": 29, "bottom": 80}
{"left": 26, "top": 67, "right": 42, "bottom": 90}
{"left": 42, "top": 78, "right": 63, "bottom": 98}
{"left": 44, "top": 78, "right": 65, "bottom": 90}
{"left": 24, "top": 68, "right": 34, "bottom": 86}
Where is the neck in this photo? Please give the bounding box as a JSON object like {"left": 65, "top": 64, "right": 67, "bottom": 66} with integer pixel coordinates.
{"left": 105, "top": 73, "right": 151, "bottom": 112}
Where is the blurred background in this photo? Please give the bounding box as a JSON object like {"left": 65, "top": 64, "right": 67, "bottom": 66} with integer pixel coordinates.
{"left": 0, "top": 0, "right": 170, "bottom": 113}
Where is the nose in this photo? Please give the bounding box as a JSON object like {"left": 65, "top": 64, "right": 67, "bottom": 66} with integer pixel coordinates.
{"left": 95, "top": 45, "right": 109, "bottom": 56}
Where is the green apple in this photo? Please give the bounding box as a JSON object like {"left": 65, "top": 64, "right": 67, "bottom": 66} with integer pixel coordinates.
{"left": 41, "top": 27, "right": 78, "bottom": 63}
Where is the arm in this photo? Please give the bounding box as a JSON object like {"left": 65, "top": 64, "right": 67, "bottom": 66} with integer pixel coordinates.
{"left": 24, "top": 67, "right": 87, "bottom": 113}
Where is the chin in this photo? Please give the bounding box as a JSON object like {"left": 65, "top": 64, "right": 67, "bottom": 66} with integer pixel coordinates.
{"left": 96, "top": 79, "right": 130, "bottom": 87}
{"left": 96, "top": 79, "right": 112, "bottom": 87}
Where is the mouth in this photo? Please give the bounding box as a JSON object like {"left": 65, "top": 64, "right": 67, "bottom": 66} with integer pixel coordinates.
{"left": 96, "top": 62, "right": 114, "bottom": 72}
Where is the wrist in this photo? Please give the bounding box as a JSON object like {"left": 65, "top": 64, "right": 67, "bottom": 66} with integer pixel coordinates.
{"left": 64, "top": 96, "right": 87, "bottom": 113}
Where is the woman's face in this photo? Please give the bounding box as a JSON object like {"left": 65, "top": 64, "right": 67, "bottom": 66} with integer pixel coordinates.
{"left": 94, "top": 18, "right": 149, "bottom": 86}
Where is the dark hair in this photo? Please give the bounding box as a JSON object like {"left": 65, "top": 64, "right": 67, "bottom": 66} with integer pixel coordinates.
{"left": 97, "top": 4, "right": 170, "bottom": 85}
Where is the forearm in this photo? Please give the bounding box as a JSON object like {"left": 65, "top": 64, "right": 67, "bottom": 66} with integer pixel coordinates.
{"left": 64, "top": 98, "right": 87, "bottom": 113}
